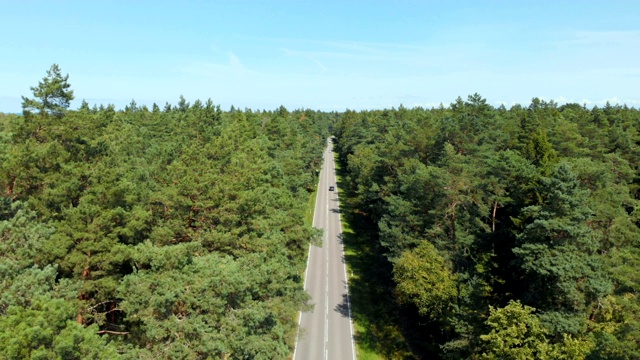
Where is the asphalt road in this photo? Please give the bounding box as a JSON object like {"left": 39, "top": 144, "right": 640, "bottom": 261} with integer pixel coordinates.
{"left": 294, "top": 138, "right": 356, "bottom": 360}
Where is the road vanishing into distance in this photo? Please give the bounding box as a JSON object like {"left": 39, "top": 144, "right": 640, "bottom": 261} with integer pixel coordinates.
{"left": 294, "top": 138, "right": 356, "bottom": 360}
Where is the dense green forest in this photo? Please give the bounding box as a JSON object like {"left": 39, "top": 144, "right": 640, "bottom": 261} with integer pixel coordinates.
{"left": 4, "top": 65, "right": 640, "bottom": 359}
{"left": 0, "top": 65, "right": 331, "bottom": 359}
{"left": 333, "top": 95, "right": 640, "bottom": 359}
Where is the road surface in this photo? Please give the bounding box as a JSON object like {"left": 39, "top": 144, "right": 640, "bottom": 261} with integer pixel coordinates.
{"left": 294, "top": 138, "right": 356, "bottom": 360}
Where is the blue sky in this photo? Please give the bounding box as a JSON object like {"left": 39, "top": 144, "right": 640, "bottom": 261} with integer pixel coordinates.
{"left": 1, "top": 0, "right": 639, "bottom": 112}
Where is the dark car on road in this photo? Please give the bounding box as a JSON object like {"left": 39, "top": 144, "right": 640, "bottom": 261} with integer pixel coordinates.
{"left": 329, "top": 185, "right": 335, "bottom": 191}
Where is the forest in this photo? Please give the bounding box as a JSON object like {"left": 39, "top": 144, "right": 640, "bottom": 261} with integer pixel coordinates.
{"left": 0, "top": 65, "right": 331, "bottom": 359}
{"left": 333, "top": 95, "right": 640, "bottom": 359}
{"left": 2, "top": 65, "right": 640, "bottom": 359}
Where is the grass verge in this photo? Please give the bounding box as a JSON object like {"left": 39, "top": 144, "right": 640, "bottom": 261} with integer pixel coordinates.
{"left": 290, "top": 176, "right": 319, "bottom": 358}
{"left": 334, "top": 152, "right": 416, "bottom": 360}
{"left": 304, "top": 185, "right": 317, "bottom": 227}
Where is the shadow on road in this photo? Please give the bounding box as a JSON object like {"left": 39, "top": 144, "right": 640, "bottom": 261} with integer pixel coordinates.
{"left": 334, "top": 291, "right": 351, "bottom": 318}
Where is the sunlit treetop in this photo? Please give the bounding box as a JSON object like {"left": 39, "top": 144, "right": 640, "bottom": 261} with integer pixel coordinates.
{"left": 21, "top": 63, "right": 74, "bottom": 118}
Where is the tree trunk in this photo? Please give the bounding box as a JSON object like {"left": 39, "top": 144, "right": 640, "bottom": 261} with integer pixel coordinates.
{"left": 492, "top": 200, "right": 498, "bottom": 233}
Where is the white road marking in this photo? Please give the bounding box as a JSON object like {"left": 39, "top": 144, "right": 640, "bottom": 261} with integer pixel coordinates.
{"left": 294, "top": 140, "right": 357, "bottom": 360}
{"left": 324, "top": 167, "right": 330, "bottom": 360}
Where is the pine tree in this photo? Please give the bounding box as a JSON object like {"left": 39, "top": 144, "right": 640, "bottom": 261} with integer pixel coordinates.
{"left": 21, "top": 64, "right": 74, "bottom": 118}
{"left": 513, "top": 162, "right": 612, "bottom": 335}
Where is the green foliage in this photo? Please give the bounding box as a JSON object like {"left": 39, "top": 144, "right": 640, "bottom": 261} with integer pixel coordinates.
{"left": 394, "top": 241, "right": 456, "bottom": 317}
{"left": 0, "top": 194, "right": 120, "bottom": 360}
{"left": 5, "top": 67, "right": 640, "bottom": 358}
{"left": 0, "top": 298, "right": 120, "bottom": 360}
{"left": 333, "top": 96, "right": 640, "bottom": 358}
{"left": 588, "top": 293, "right": 640, "bottom": 360}
{"left": 21, "top": 64, "right": 74, "bottom": 118}
{"left": 0, "top": 201, "right": 53, "bottom": 267}
{"left": 480, "top": 300, "right": 594, "bottom": 360}
{"left": 1, "top": 69, "right": 331, "bottom": 358}
{"left": 521, "top": 129, "right": 558, "bottom": 175}
{"left": 513, "top": 162, "right": 612, "bottom": 335}
{"left": 480, "top": 300, "right": 551, "bottom": 359}
{"left": 119, "top": 247, "right": 304, "bottom": 359}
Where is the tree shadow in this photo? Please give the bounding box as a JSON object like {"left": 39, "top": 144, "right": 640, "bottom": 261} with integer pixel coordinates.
{"left": 335, "top": 161, "right": 418, "bottom": 360}
{"left": 334, "top": 291, "right": 351, "bottom": 318}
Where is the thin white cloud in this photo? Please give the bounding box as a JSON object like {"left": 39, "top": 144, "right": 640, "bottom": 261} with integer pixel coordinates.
{"left": 236, "top": 34, "right": 431, "bottom": 52}
{"left": 281, "top": 48, "right": 328, "bottom": 74}
{"left": 179, "top": 51, "right": 251, "bottom": 79}
{"left": 552, "top": 30, "right": 640, "bottom": 56}
{"left": 228, "top": 51, "right": 245, "bottom": 72}
{"left": 572, "top": 30, "right": 640, "bottom": 45}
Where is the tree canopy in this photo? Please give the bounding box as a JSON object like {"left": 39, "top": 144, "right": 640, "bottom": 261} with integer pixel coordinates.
{"left": 3, "top": 66, "right": 640, "bottom": 359}
{"left": 333, "top": 94, "right": 640, "bottom": 358}
{"left": 1, "top": 66, "right": 333, "bottom": 359}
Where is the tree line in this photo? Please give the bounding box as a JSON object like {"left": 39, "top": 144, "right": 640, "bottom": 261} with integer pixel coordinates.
{"left": 4, "top": 64, "right": 640, "bottom": 359}
{"left": 0, "top": 65, "right": 331, "bottom": 359}
{"left": 332, "top": 94, "right": 640, "bottom": 359}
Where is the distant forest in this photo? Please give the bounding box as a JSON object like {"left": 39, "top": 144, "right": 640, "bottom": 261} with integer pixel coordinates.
{"left": 2, "top": 65, "right": 640, "bottom": 359}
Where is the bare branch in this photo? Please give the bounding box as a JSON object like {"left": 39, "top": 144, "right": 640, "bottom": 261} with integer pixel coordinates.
{"left": 97, "top": 330, "right": 129, "bottom": 335}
